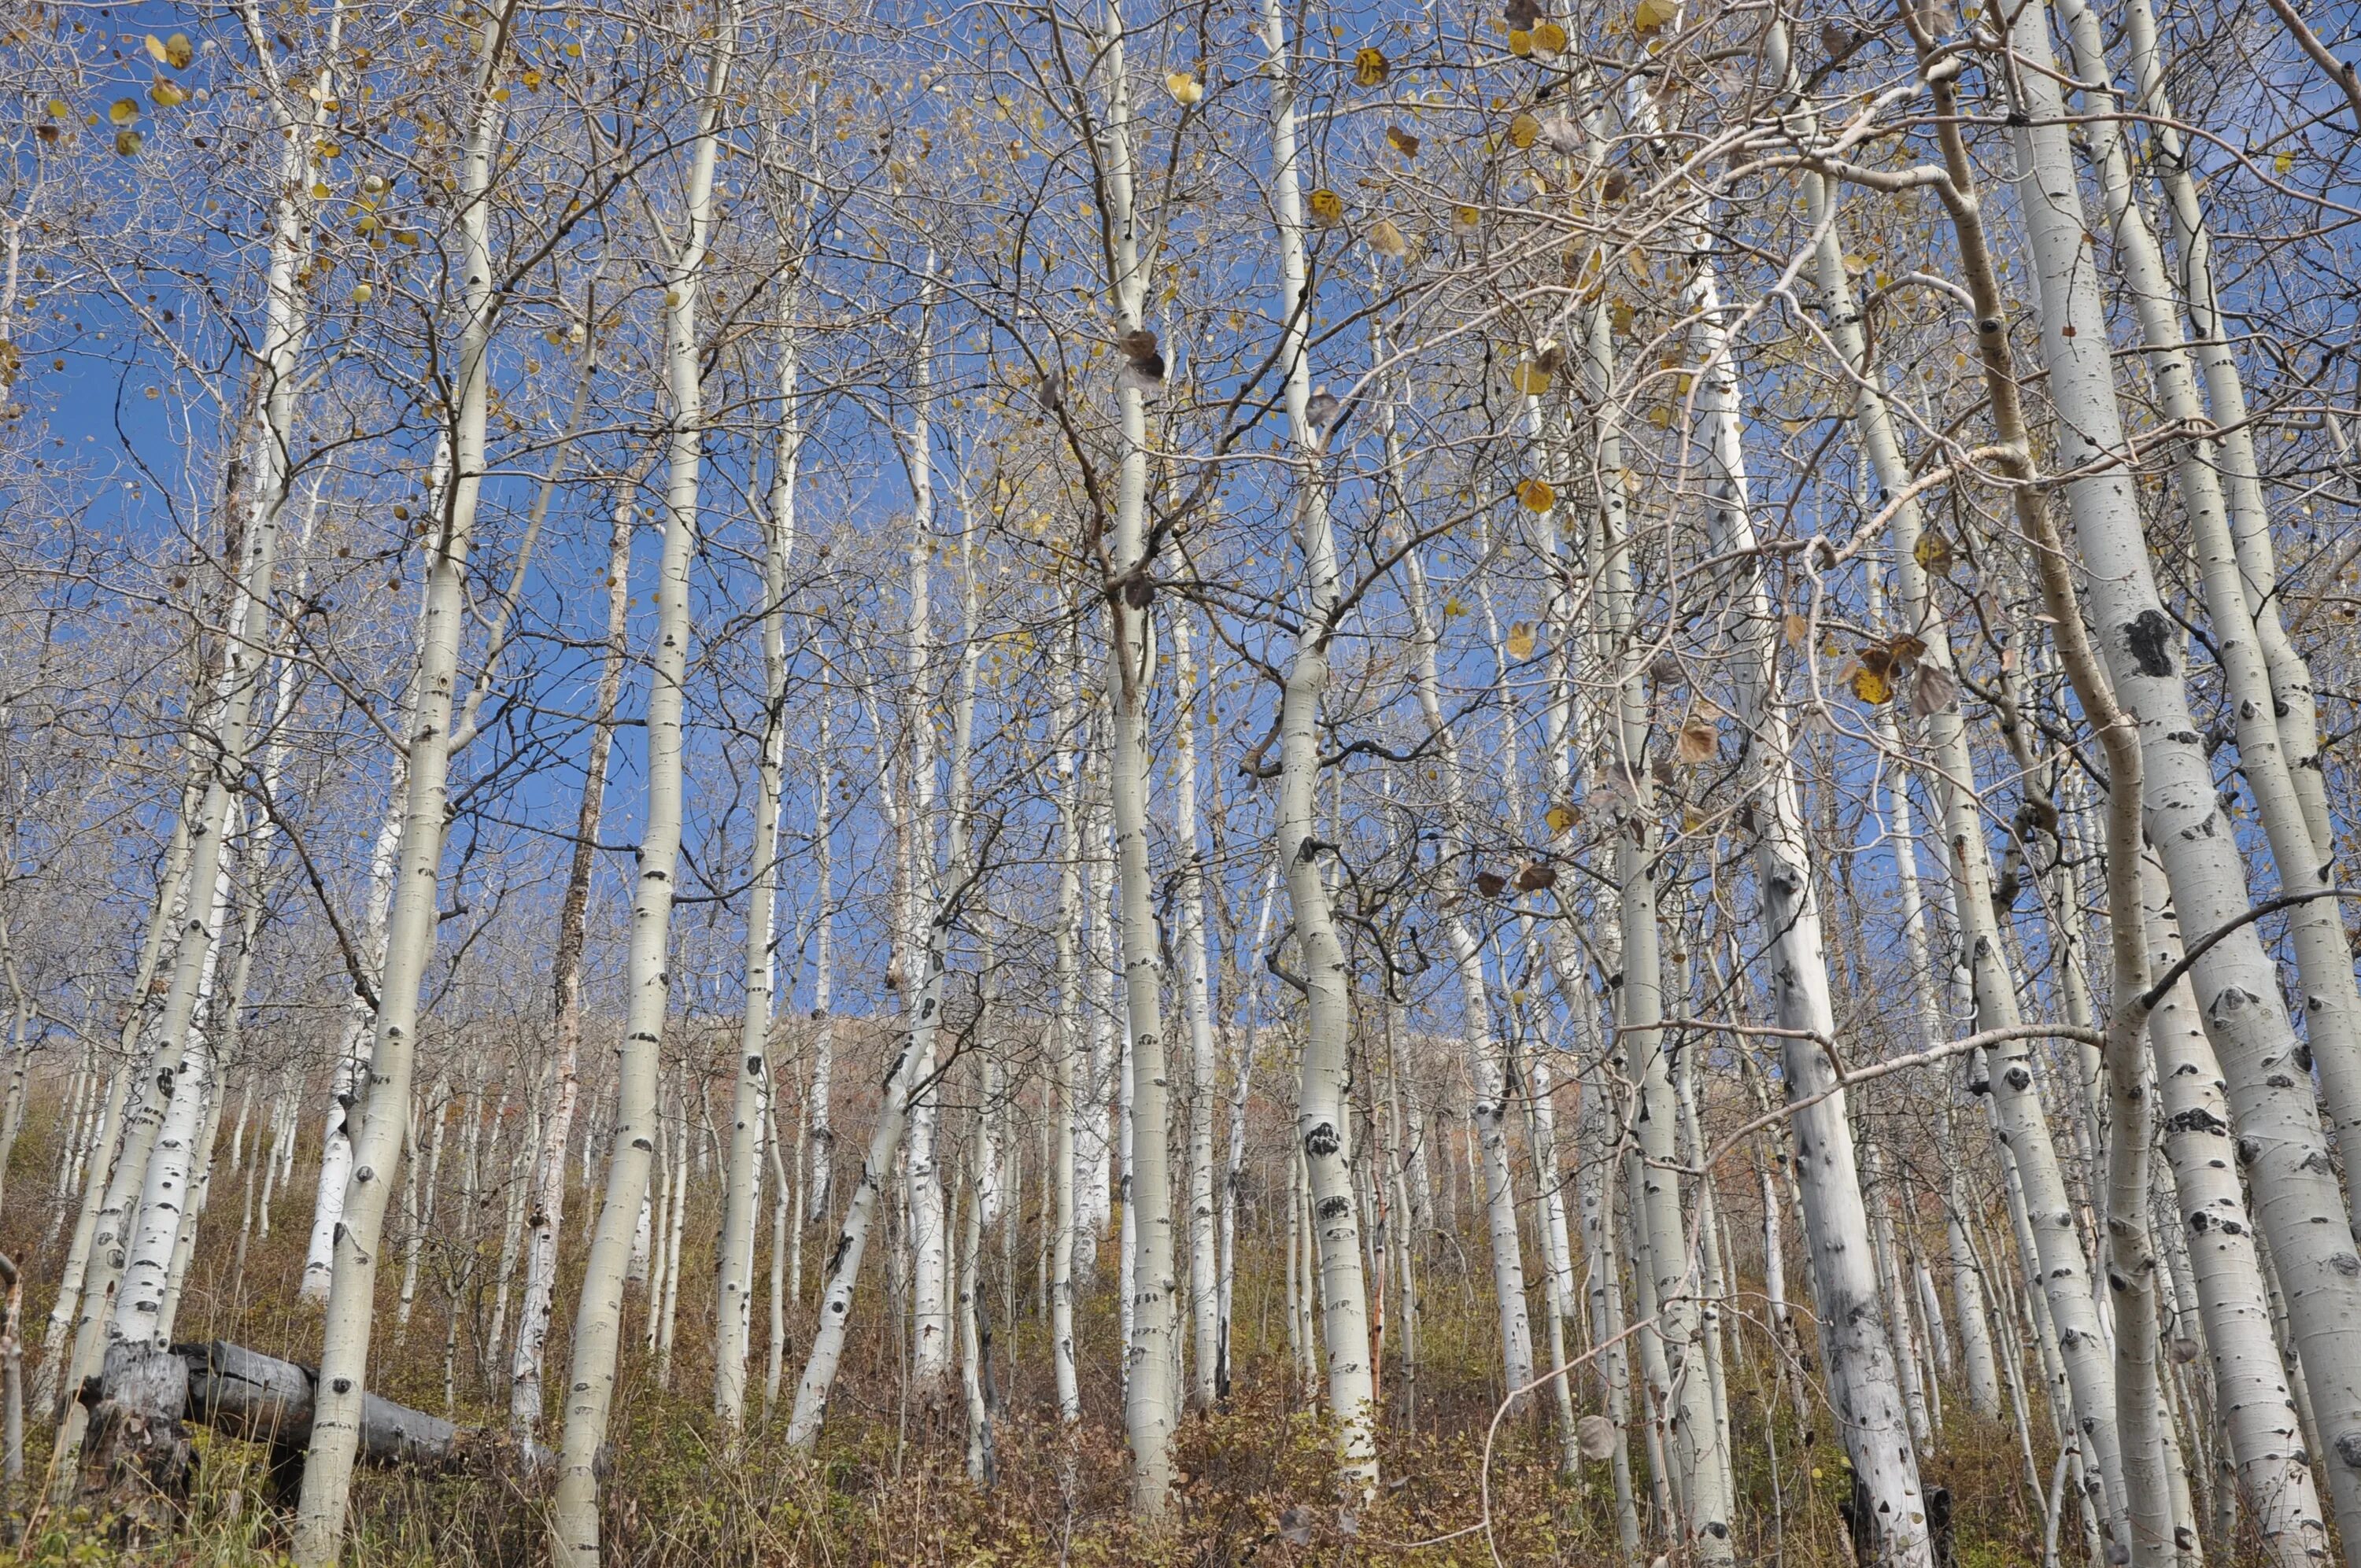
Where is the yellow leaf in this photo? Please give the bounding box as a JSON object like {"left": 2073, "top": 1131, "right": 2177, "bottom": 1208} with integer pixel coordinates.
{"left": 1166, "top": 70, "right": 1203, "bottom": 105}
{"left": 521, "top": 67, "right": 544, "bottom": 90}
{"left": 1443, "top": 595, "right": 1468, "bottom": 618}
{"left": 1454, "top": 203, "right": 1481, "bottom": 230}
{"left": 109, "top": 98, "right": 140, "bottom": 126}
{"left": 149, "top": 79, "right": 188, "bottom": 108}
{"left": 1367, "top": 217, "right": 1407, "bottom": 257}
{"left": 1509, "top": 28, "right": 1533, "bottom": 55}
{"left": 351, "top": 282, "right": 374, "bottom": 304}
{"left": 1647, "top": 406, "right": 1672, "bottom": 428}
{"left": 115, "top": 127, "right": 142, "bottom": 156}
{"left": 1635, "top": 0, "right": 1679, "bottom": 33}
{"left": 1308, "top": 187, "right": 1346, "bottom": 226}
{"left": 2274, "top": 148, "right": 2295, "bottom": 175}
{"left": 1850, "top": 666, "right": 1894, "bottom": 704}
{"left": 1354, "top": 46, "right": 1390, "bottom": 87}
{"left": 1913, "top": 530, "right": 1956, "bottom": 574}
{"left": 1545, "top": 803, "right": 1578, "bottom": 834}
{"left": 162, "top": 31, "right": 194, "bottom": 68}
{"left": 1508, "top": 111, "right": 1539, "bottom": 149}
{"left": 1532, "top": 21, "right": 1568, "bottom": 53}
{"left": 1507, "top": 622, "right": 1536, "bottom": 659}
{"left": 1518, "top": 478, "right": 1557, "bottom": 511}
{"left": 1509, "top": 363, "right": 1552, "bottom": 397}
{"left": 1609, "top": 298, "right": 1635, "bottom": 334}
{"left": 311, "top": 181, "right": 331, "bottom": 199}
{"left": 145, "top": 33, "right": 171, "bottom": 64}
{"left": 46, "top": 99, "right": 67, "bottom": 120}
{"left": 1387, "top": 125, "right": 1421, "bottom": 157}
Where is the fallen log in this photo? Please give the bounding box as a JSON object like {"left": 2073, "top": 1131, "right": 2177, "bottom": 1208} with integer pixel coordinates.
{"left": 178, "top": 1340, "right": 464, "bottom": 1468}
{"left": 78, "top": 1340, "right": 544, "bottom": 1510}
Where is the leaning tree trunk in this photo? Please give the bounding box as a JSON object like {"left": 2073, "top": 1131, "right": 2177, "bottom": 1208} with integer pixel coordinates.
{"left": 1825, "top": 25, "right": 2136, "bottom": 1540}
{"left": 2137, "top": 850, "right": 2329, "bottom": 1566}
{"left": 1992, "top": 2, "right": 2361, "bottom": 1553}
{"left": 60, "top": 17, "right": 317, "bottom": 1485}
{"left": 79, "top": 850, "right": 237, "bottom": 1511}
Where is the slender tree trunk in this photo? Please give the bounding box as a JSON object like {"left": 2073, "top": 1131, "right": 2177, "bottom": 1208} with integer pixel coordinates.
{"left": 548, "top": 20, "right": 732, "bottom": 1556}
{"left": 511, "top": 453, "right": 645, "bottom": 1441}
{"left": 1049, "top": 631, "right": 1084, "bottom": 1425}
{"left": 714, "top": 272, "right": 802, "bottom": 1442}
{"left": 1979, "top": 2, "right": 2361, "bottom": 1550}
{"left": 1257, "top": 0, "right": 1380, "bottom": 1497}
{"left": 1173, "top": 612, "right": 1221, "bottom": 1413}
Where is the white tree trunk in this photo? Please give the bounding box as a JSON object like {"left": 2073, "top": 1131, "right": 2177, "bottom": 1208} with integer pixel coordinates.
{"left": 1173, "top": 611, "right": 1221, "bottom": 1412}
{"left": 714, "top": 276, "right": 803, "bottom": 1441}
{"left": 1995, "top": 2, "right": 2361, "bottom": 1550}
{"left": 1258, "top": 0, "right": 1377, "bottom": 1493}
{"left": 901, "top": 270, "right": 953, "bottom": 1403}
{"left": 510, "top": 457, "right": 642, "bottom": 1440}
{"left": 1050, "top": 630, "right": 1084, "bottom": 1424}
{"left": 2137, "top": 858, "right": 2326, "bottom": 1566}
{"left": 546, "top": 20, "right": 732, "bottom": 1555}
{"left": 299, "top": 786, "right": 401, "bottom": 1307}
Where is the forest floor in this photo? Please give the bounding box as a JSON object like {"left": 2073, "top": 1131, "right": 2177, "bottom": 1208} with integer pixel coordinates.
{"left": 0, "top": 1101, "right": 2152, "bottom": 1566}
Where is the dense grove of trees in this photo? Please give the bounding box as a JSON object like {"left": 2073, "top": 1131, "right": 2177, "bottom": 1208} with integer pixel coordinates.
{"left": 2, "top": 0, "right": 2360, "bottom": 1561}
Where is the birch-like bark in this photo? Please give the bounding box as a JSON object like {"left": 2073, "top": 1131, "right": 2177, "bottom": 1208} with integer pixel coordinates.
{"left": 2119, "top": 0, "right": 2331, "bottom": 867}
{"left": 2137, "top": 858, "right": 2326, "bottom": 1565}
{"left": 0, "top": 913, "right": 31, "bottom": 1220}
{"left": 806, "top": 696, "right": 836, "bottom": 1226}
{"left": 1398, "top": 539, "right": 1532, "bottom": 1406}
{"left": 1983, "top": 2, "right": 2361, "bottom": 1551}
{"left": 1258, "top": 0, "right": 1376, "bottom": 1491}
{"left": 1173, "top": 611, "right": 1221, "bottom": 1412}
{"left": 297, "top": 777, "right": 401, "bottom": 1307}
{"left": 785, "top": 847, "right": 947, "bottom": 1447}
{"left": 510, "top": 456, "right": 645, "bottom": 1440}
{"left": 1077, "top": 0, "right": 1180, "bottom": 1507}
{"left": 32, "top": 1064, "right": 127, "bottom": 1418}
{"left": 548, "top": 20, "right": 732, "bottom": 1555}
{"left": 96, "top": 851, "right": 235, "bottom": 1405}
{"left": 902, "top": 267, "right": 952, "bottom": 1403}
{"left": 654, "top": 1086, "right": 689, "bottom": 1386}
{"left": 1809, "top": 32, "right": 2134, "bottom": 1540}
{"left": 61, "top": 4, "right": 316, "bottom": 1479}
{"left": 714, "top": 258, "right": 803, "bottom": 1441}
{"left": 2053, "top": 0, "right": 2361, "bottom": 1267}
{"left": 1050, "top": 629, "right": 1084, "bottom": 1423}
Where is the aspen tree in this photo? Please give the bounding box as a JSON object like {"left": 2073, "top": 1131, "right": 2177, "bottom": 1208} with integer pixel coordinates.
{"left": 1258, "top": 0, "right": 1382, "bottom": 1497}
{"left": 904, "top": 266, "right": 951, "bottom": 1402}
{"left": 1794, "top": 24, "right": 2132, "bottom": 1537}
{"left": 511, "top": 453, "right": 649, "bottom": 1438}
{"left": 1173, "top": 610, "right": 1222, "bottom": 1411}
{"left": 545, "top": 5, "right": 731, "bottom": 1553}
{"left": 1050, "top": 626, "right": 1084, "bottom": 1424}
{"left": 1977, "top": 1, "right": 2361, "bottom": 1551}
{"left": 1075, "top": 0, "right": 1181, "bottom": 1507}
{"left": 714, "top": 232, "right": 804, "bottom": 1441}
